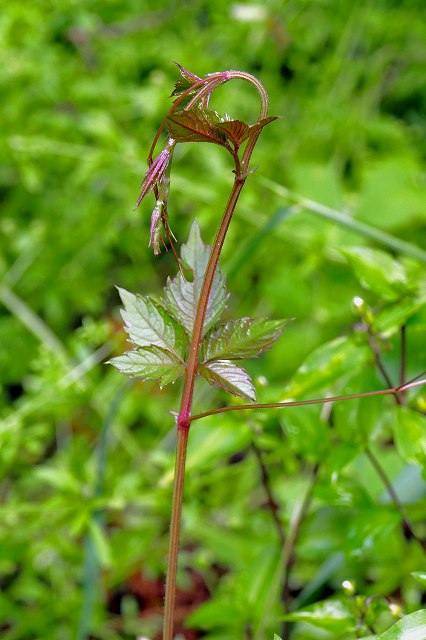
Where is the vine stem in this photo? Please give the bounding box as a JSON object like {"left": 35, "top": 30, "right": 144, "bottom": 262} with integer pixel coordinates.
{"left": 186, "top": 377, "right": 426, "bottom": 423}
{"left": 162, "top": 73, "right": 269, "bottom": 640}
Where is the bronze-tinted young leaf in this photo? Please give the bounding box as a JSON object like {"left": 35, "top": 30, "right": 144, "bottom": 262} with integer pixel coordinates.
{"left": 117, "top": 287, "right": 186, "bottom": 361}
{"left": 171, "top": 63, "right": 201, "bottom": 96}
{"left": 167, "top": 108, "right": 227, "bottom": 145}
{"left": 110, "top": 346, "right": 185, "bottom": 387}
{"left": 198, "top": 360, "right": 256, "bottom": 401}
{"left": 164, "top": 220, "right": 227, "bottom": 337}
{"left": 214, "top": 120, "right": 250, "bottom": 147}
{"left": 245, "top": 116, "right": 279, "bottom": 140}
{"left": 202, "top": 317, "right": 289, "bottom": 362}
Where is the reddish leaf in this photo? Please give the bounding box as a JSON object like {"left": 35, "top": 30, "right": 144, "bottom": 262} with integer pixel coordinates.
{"left": 215, "top": 120, "right": 250, "bottom": 147}
{"left": 167, "top": 109, "right": 228, "bottom": 145}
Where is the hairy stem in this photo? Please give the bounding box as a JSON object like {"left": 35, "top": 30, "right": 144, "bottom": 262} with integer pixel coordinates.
{"left": 163, "top": 177, "right": 246, "bottom": 640}
{"left": 163, "top": 73, "right": 269, "bottom": 640}
{"left": 163, "top": 424, "right": 190, "bottom": 640}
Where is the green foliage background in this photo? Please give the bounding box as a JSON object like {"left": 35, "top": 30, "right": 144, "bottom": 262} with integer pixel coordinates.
{"left": 1, "top": 1, "right": 425, "bottom": 638}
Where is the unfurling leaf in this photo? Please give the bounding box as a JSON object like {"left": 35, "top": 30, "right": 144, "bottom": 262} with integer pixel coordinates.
{"left": 167, "top": 108, "right": 227, "bottom": 146}
{"left": 214, "top": 120, "right": 250, "bottom": 147}
{"left": 215, "top": 116, "right": 278, "bottom": 147}
{"left": 171, "top": 63, "right": 201, "bottom": 96}
{"left": 165, "top": 220, "right": 228, "bottom": 337}
{"left": 117, "top": 287, "right": 186, "bottom": 361}
{"left": 202, "top": 317, "right": 288, "bottom": 361}
{"left": 109, "top": 346, "right": 184, "bottom": 387}
{"left": 198, "top": 360, "right": 256, "bottom": 401}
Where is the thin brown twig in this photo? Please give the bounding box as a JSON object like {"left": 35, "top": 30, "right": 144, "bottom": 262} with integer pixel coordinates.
{"left": 399, "top": 325, "right": 407, "bottom": 405}
{"left": 366, "top": 327, "right": 400, "bottom": 403}
{"left": 251, "top": 441, "right": 285, "bottom": 546}
{"left": 187, "top": 378, "right": 426, "bottom": 423}
{"left": 365, "top": 448, "right": 426, "bottom": 552}
{"left": 364, "top": 326, "right": 425, "bottom": 552}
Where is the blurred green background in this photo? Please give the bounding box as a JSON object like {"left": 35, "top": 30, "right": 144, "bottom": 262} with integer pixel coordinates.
{"left": 1, "top": 1, "right": 426, "bottom": 639}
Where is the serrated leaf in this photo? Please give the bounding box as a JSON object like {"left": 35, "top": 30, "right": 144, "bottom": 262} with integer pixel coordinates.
{"left": 342, "top": 247, "right": 409, "bottom": 301}
{"left": 109, "top": 346, "right": 185, "bottom": 387}
{"left": 214, "top": 119, "right": 250, "bottom": 146}
{"left": 202, "top": 317, "right": 288, "bottom": 361}
{"left": 167, "top": 108, "right": 227, "bottom": 145}
{"left": 215, "top": 116, "right": 278, "bottom": 147}
{"left": 198, "top": 360, "right": 256, "bottom": 401}
{"left": 164, "top": 220, "right": 227, "bottom": 337}
{"left": 117, "top": 287, "right": 186, "bottom": 361}
{"left": 393, "top": 407, "right": 426, "bottom": 466}
{"left": 378, "top": 609, "right": 426, "bottom": 639}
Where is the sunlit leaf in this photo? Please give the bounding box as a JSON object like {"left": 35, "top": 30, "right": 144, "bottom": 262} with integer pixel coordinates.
{"left": 281, "top": 598, "right": 356, "bottom": 633}
{"left": 342, "top": 247, "right": 409, "bottom": 301}
{"left": 378, "top": 609, "right": 426, "bottom": 639}
{"left": 393, "top": 407, "right": 426, "bottom": 466}
{"left": 373, "top": 296, "right": 426, "bottom": 337}
{"left": 165, "top": 220, "right": 227, "bottom": 336}
{"left": 283, "top": 337, "right": 370, "bottom": 399}
{"left": 201, "top": 317, "right": 288, "bottom": 362}
{"left": 411, "top": 572, "right": 426, "bottom": 587}
{"left": 198, "top": 360, "right": 256, "bottom": 401}
{"left": 117, "top": 287, "right": 186, "bottom": 361}
{"left": 109, "top": 346, "right": 185, "bottom": 387}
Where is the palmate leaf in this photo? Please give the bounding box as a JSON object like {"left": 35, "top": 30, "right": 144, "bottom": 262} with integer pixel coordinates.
{"left": 167, "top": 108, "right": 227, "bottom": 145}
{"left": 109, "top": 346, "right": 185, "bottom": 387}
{"left": 117, "top": 287, "right": 186, "bottom": 361}
{"left": 164, "top": 220, "right": 228, "bottom": 337}
{"left": 198, "top": 360, "right": 256, "bottom": 401}
{"left": 201, "top": 317, "right": 288, "bottom": 362}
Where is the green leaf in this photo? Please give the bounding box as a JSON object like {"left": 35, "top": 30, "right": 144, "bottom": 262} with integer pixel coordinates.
{"left": 109, "top": 346, "right": 185, "bottom": 387}
{"left": 281, "top": 598, "right": 356, "bottom": 633}
{"left": 393, "top": 407, "right": 426, "bottom": 466}
{"left": 411, "top": 572, "right": 426, "bottom": 587}
{"left": 274, "top": 636, "right": 283, "bottom": 640}
{"left": 88, "top": 520, "right": 112, "bottom": 569}
{"left": 117, "top": 287, "right": 186, "bottom": 361}
{"left": 165, "top": 220, "right": 227, "bottom": 337}
{"left": 373, "top": 297, "right": 426, "bottom": 337}
{"left": 284, "top": 337, "right": 369, "bottom": 399}
{"left": 378, "top": 609, "right": 426, "bottom": 639}
{"left": 202, "top": 317, "right": 288, "bottom": 362}
{"left": 342, "top": 247, "right": 409, "bottom": 301}
{"left": 198, "top": 360, "right": 256, "bottom": 401}
{"left": 167, "top": 108, "right": 227, "bottom": 145}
